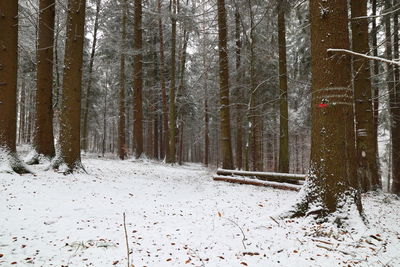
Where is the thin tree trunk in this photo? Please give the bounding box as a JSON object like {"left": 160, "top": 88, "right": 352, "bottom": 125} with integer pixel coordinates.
{"left": 278, "top": 1, "right": 289, "bottom": 173}
{"left": 392, "top": 0, "right": 400, "bottom": 194}
{"left": 56, "top": 0, "right": 87, "bottom": 171}
{"left": 217, "top": 0, "right": 234, "bottom": 169}
{"left": 166, "top": 0, "right": 177, "bottom": 163}
{"left": 118, "top": 0, "right": 127, "bottom": 160}
{"left": 157, "top": 0, "right": 169, "bottom": 160}
{"left": 32, "top": 0, "right": 56, "bottom": 162}
{"left": 235, "top": 8, "right": 243, "bottom": 170}
{"left": 351, "top": 0, "right": 380, "bottom": 191}
{"left": 19, "top": 79, "right": 26, "bottom": 144}
{"left": 371, "top": 0, "right": 380, "bottom": 155}
{"left": 133, "top": 0, "right": 144, "bottom": 158}
{"left": 82, "top": 0, "right": 101, "bottom": 152}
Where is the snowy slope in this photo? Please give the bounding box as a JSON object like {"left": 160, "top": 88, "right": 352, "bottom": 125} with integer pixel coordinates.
{"left": 0, "top": 157, "right": 399, "bottom": 266}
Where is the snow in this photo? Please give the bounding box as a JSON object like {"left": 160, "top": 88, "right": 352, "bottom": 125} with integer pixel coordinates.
{"left": 1, "top": 156, "right": 399, "bottom": 266}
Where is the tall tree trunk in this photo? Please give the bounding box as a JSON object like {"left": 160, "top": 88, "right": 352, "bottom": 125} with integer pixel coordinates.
{"left": 392, "top": 0, "right": 400, "bottom": 194}
{"left": 278, "top": 1, "right": 289, "bottom": 173}
{"left": 384, "top": 0, "right": 397, "bottom": 193}
{"left": 157, "top": 0, "right": 169, "bottom": 160}
{"left": 351, "top": 0, "right": 380, "bottom": 191}
{"left": 56, "top": 0, "right": 87, "bottom": 172}
{"left": 0, "top": 1, "right": 29, "bottom": 173}
{"left": 118, "top": 0, "right": 127, "bottom": 160}
{"left": 82, "top": 0, "right": 101, "bottom": 152}
{"left": 371, "top": 0, "right": 380, "bottom": 155}
{"left": 235, "top": 8, "right": 243, "bottom": 170}
{"left": 166, "top": 0, "right": 177, "bottom": 163}
{"left": 133, "top": 0, "right": 144, "bottom": 158}
{"left": 291, "top": 0, "right": 362, "bottom": 218}
{"left": 217, "top": 0, "right": 234, "bottom": 169}
{"left": 32, "top": 0, "right": 56, "bottom": 162}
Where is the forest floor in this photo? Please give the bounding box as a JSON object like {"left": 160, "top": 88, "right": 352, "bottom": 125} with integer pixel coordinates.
{"left": 0, "top": 154, "right": 400, "bottom": 267}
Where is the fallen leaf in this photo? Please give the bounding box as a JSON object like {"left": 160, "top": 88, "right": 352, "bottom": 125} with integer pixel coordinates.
{"left": 166, "top": 258, "right": 172, "bottom": 261}
{"left": 240, "top": 262, "right": 248, "bottom": 266}
{"left": 185, "top": 258, "right": 191, "bottom": 264}
{"left": 112, "top": 260, "right": 119, "bottom": 265}
{"left": 0, "top": 254, "right": 3, "bottom": 258}
{"left": 217, "top": 212, "right": 222, "bottom": 217}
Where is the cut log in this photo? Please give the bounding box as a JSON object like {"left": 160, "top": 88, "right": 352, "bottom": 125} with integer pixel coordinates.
{"left": 213, "top": 175, "right": 301, "bottom": 192}
{"left": 216, "top": 169, "right": 306, "bottom": 184}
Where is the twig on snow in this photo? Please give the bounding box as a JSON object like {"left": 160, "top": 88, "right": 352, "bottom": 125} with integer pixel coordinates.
{"left": 123, "top": 212, "right": 130, "bottom": 267}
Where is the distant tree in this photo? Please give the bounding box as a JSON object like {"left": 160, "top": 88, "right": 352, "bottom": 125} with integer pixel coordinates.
{"left": 166, "top": 0, "right": 177, "bottom": 163}
{"left": 82, "top": 0, "right": 101, "bottom": 152}
{"left": 54, "top": 0, "right": 87, "bottom": 172}
{"left": 133, "top": 0, "right": 144, "bottom": 158}
{"left": 290, "top": 0, "right": 362, "bottom": 218}
{"left": 118, "top": 0, "right": 128, "bottom": 160}
{"left": 217, "top": 0, "right": 234, "bottom": 169}
{"left": 0, "top": 0, "right": 30, "bottom": 173}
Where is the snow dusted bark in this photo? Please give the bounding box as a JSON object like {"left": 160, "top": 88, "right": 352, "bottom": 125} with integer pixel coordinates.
{"left": 31, "top": 0, "right": 56, "bottom": 163}
{"left": 133, "top": 0, "right": 144, "bottom": 158}
{"left": 0, "top": 1, "right": 30, "bottom": 174}
{"left": 350, "top": 0, "right": 380, "bottom": 191}
{"left": 290, "top": 0, "right": 362, "bottom": 219}
{"left": 278, "top": 1, "right": 289, "bottom": 174}
{"left": 55, "top": 0, "right": 86, "bottom": 172}
{"left": 217, "top": 0, "right": 234, "bottom": 170}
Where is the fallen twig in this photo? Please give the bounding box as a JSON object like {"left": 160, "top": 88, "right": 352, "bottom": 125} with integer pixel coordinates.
{"left": 123, "top": 212, "right": 130, "bottom": 267}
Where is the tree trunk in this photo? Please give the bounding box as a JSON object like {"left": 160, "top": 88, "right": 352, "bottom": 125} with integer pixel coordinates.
{"left": 32, "top": 0, "right": 56, "bottom": 162}
{"left": 291, "top": 0, "right": 362, "bottom": 218}
{"left": 82, "top": 0, "right": 101, "bottom": 152}
{"left": 0, "top": 1, "right": 30, "bottom": 173}
{"left": 235, "top": 8, "right": 243, "bottom": 170}
{"left": 350, "top": 0, "right": 380, "bottom": 191}
{"left": 133, "top": 0, "right": 144, "bottom": 158}
{"left": 56, "top": 0, "right": 87, "bottom": 172}
{"left": 157, "top": 0, "right": 169, "bottom": 160}
{"left": 166, "top": 0, "right": 177, "bottom": 163}
{"left": 371, "top": 0, "right": 380, "bottom": 156}
{"left": 392, "top": 0, "right": 400, "bottom": 194}
{"left": 217, "top": 0, "right": 234, "bottom": 169}
{"left": 118, "top": 0, "right": 127, "bottom": 160}
{"left": 278, "top": 1, "right": 289, "bottom": 173}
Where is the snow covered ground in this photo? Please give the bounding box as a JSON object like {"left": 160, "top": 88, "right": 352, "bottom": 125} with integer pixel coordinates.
{"left": 0, "top": 156, "right": 399, "bottom": 266}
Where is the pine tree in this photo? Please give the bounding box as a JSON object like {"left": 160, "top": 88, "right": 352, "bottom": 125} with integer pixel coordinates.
{"left": 133, "top": 0, "right": 144, "bottom": 158}
{"left": 55, "top": 0, "right": 87, "bottom": 172}
{"left": 118, "top": 0, "right": 128, "bottom": 160}
{"left": 0, "top": 0, "right": 30, "bottom": 173}
{"left": 278, "top": 0, "right": 289, "bottom": 173}
{"left": 217, "top": 0, "right": 234, "bottom": 170}
{"left": 350, "top": 0, "right": 380, "bottom": 191}
{"left": 290, "top": 0, "right": 362, "bottom": 218}
{"left": 30, "top": 0, "right": 56, "bottom": 164}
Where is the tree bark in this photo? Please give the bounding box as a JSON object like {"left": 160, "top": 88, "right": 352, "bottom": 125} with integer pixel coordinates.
{"left": 0, "top": 1, "right": 30, "bottom": 173}
{"left": 56, "top": 0, "right": 87, "bottom": 172}
{"left": 82, "top": 0, "right": 101, "bottom": 152}
{"left": 157, "top": 0, "right": 169, "bottom": 160}
{"left": 32, "top": 0, "right": 56, "bottom": 162}
{"left": 392, "top": 0, "right": 400, "bottom": 194}
{"left": 291, "top": 0, "right": 362, "bottom": 218}
{"left": 217, "top": 0, "right": 234, "bottom": 169}
{"left": 278, "top": 1, "right": 289, "bottom": 173}
{"left": 133, "top": 0, "right": 144, "bottom": 158}
{"left": 118, "top": 0, "right": 127, "bottom": 160}
{"left": 235, "top": 8, "right": 243, "bottom": 170}
{"left": 371, "top": 0, "right": 380, "bottom": 156}
{"left": 350, "top": 0, "right": 380, "bottom": 191}
{"left": 166, "top": 0, "right": 177, "bottom": 163}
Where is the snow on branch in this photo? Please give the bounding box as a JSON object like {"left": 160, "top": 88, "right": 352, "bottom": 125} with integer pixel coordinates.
{"left": 327, "top": 48, "right": 400, "bottom": 66}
